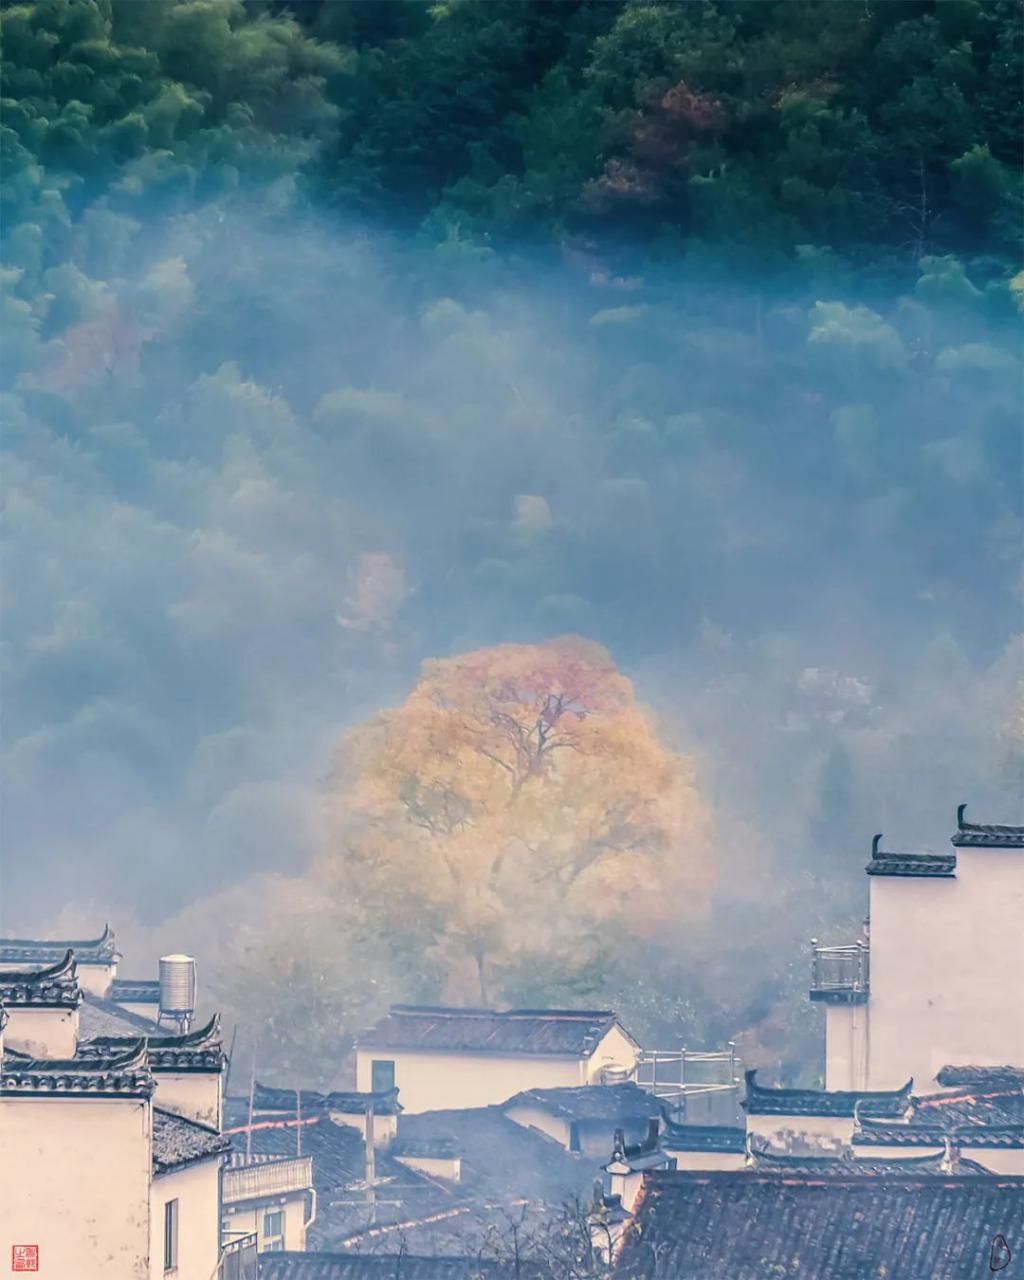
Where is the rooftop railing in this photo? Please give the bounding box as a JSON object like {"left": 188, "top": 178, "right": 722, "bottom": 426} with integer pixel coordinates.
{"left": 219, "top": 1233, "right": 257, "bottom": 1280}
{"left": 222, "top": 1154, "right": 313, "bottom": 1205}
{"left": 809, "top": 939, "right": 870, "bottom": 1001}
{"left": 636, "top": 1045, "right": 743, "bottom": 1125}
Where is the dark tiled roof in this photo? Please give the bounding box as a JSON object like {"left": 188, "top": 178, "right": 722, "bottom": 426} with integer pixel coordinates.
{"left": 952, "top": 805, "right": 1024, "bottom": 847}
{"left": 937, "top": 1065, "right": 1024, "bottom": 1088}
{"left": 662, "top": 1123, "right": 746, "bottom": 1153}
{"left": 866, "top": 851, "right": 957, "bottom": 876}
{"left": 391, "top": 1136, "right": 461, "bottom": 1160}
{"left": 614, "top": 1171, "right": 1024, "bottom": 1279}
{"left": 327, "top": 1088, "right": 403, "bottom": 1116}
{"left": 357, "top": 1005, "right": 625, "bottom": 1057}
{"left": 110, "top": 978, "right": 160, "bottom": 1003}
{"left": 742, "top": 1070, "right": 913, "bottom": 1118}
{"left": 750, "top": 1147, "right": 989, "bottom": 1176}
{"left": 503, "top": 1083, "right": 664, "bottom": 1124}
{"left": 78, "top": 1014, "right": 226, "bottom": 1072}
{"left": 79, "top": 993, "right": 164, "bottom": 1037}
{"left": 1, "top": 1040, "right": 154, "bottom": 1097}
{"left": 224, "top": 1102, "right": 366, "bottom": 1188}
{"left": 0, "top": 951, "right": 80, "bottom": 1007}
{"left": 0, "top": 924, "right": 118, "bottom": 965}
{"left": 864, "top": 832, "right": 956, "bottom": 877}
{"left": 223, "top": 1101, "right": 449, "bottom": 1250}
{"left": 855, "top": 1082, "right": 1024, "bottom": 1147}
{"left": 226, "top": 1093, "right": 599, "bottom": 1256}
{"left": 396, "top": 1105, "right": 596, "bottom": 1210}
{"left": 258, "top": 1255, "right": 535, "bottom": 1279}
{"left": 253, "top": 1082, "right": 402, "bottom": 1116}
{"left": 152, "top": 1107, "right": 230, "bottom": 1174}
{"left": 913, "top": 1086, "right": 1024, "bottom": 1129}
{"left": 853, "top": 1123, "right": 1024, "bottom": 1149}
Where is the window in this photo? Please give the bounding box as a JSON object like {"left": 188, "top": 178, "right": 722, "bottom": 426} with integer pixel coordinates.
{"left": 263, "top": 1209, "right": 285, "bottom": 1251}
{"left": 371, "top": 1059, "right": 395, "bottom": 1092}
{"left": 163, "top": 1199, "right": 179, "bottom": 1271}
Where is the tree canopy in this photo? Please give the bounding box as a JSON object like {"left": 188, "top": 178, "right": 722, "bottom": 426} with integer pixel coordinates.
{"left": 3, "top": 0, "right": 1021, "bottom": 1086}
{"left": 2, "top": 0, "right": 1021, "bottom": 280}
{"left": 324, "top": 637, "right": 709, "bottom": 1002}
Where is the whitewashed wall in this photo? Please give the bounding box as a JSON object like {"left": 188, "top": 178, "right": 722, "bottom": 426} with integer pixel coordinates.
{"left": 662, "top": 1148, "right": 746, "bottom": 1171}
{"left": 867, "top": 851, "right": 1024, "bottom": 1091}
{"left": 745, "top": 1113, "right": 853, "bottom": 1151}
{"left": 148, "top": 1157, "right": 222, "bottom": 1280}
{"left": 153, "top": 1071, "right": 222, "bottom": 1129}
{"left": 0, "top": 1096, "right": 151, "bottom": 1280}
{"left": 355, "top": 1048, "right": 586, "bottom": 1113}
{"left": 355, "top": 1024, "right": 638, "bottom": 1114}
{"left": 823, "top": 1003, "right": 868, "bottom": 1091}
{"left": 503, "top": 1102, "right": 572, "bottom": 1148}
{"left": 2, "top": 1006, "right": 78, "bottom": 1059}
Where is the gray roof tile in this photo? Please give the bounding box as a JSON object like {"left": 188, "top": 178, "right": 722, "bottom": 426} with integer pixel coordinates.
{"left": 0, "top": 925, "right": 118, "bottom": 965}
{"left": 952, "top": 806, "right": 1024, "bottom": 848}
{"left": 614, "top": 1171, "right": 1024, "bottom": 1278}
{"left": 357, "top": 1006, "right": 624, "bottom": 1058}
{"left": 258, "top": 1255, "right": 536, "bottom": 1279}
{"left": 742, "top": 1070, "right": 913, "bottom": 1118}
{"left": 152, "top": 1107, "right": 230, "bottom": 1173}
{"left": 0, "top": 951, "right": 80, "bottom": 1007}
{"left": 662, "top": 1123, "right": 746, "bottom": 1153}
{"left": 503, "top": 1083, "right": 663, "bottom": 1124}
{"left": 79, "top": 993, "right": 163, "bottom": 1037}
{"left": 1, "top": 1040, "right": 154, "bottom": 1098}
{"left": 936, "top": 1065, "right": 1024, "bottom": 1088}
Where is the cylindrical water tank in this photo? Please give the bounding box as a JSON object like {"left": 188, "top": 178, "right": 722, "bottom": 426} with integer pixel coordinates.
{"left": 159, "top": 954, "right": 197, "bottom": 1016}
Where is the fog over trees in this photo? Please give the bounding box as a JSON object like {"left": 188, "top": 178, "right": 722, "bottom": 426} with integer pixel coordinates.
{"left": 1, "top": 0, "right": 1021, "bottom": 1084}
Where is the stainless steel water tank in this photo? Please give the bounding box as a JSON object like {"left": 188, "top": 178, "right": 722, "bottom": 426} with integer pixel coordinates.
{"left": 159, "top": 953, "right": 197, "bottom": 1016}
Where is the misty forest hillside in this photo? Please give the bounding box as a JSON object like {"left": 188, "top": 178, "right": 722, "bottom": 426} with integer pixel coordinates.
{"left": 2, "top": 0, "right": 1022, "bottom": 1083}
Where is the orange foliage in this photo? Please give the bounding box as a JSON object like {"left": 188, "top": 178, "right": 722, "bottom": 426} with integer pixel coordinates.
{"left": 38, "top": 305, "right": 158, "bottom": 392}
{"left": 323, "top": 637, "right": 711, "bottom": 1001}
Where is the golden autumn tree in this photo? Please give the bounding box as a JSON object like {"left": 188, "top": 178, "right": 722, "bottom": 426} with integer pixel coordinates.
{"left": 321, "top": 636, "right": 711, "bottom": 1003}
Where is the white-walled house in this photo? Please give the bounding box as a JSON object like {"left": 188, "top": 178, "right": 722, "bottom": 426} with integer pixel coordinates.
{"left": 0, "top": 1036, "right": 155, "bottom": 1279}
{"left": 355, "top": 1005, "right": 641, "bottom": 1114}
{"left": 222, "top": 1153, "right": 316, "bottom": 1252}
{"left": 712, "top": 805, "right": 1024, "bottom": 1170}
{"left": 741, "top": 1069, "right": 914, "bottom": 1153}
{"left": 811, "top": 808, "right": 1024, "bottom": 1095}
{"left": 0, "top": 925, "right": 120, "bottom": 997}
{"left": 502, "top": 1082, "right": 665, "bottom": 1156}
{"left": 150, "top": 1109, "right": 231, "bottom": 1277}
{"left": 78, "top": 1015, "right": 228, "bottom": 1129}
{"left": 0, "top": 936, "right": 253, "bottom": 1280}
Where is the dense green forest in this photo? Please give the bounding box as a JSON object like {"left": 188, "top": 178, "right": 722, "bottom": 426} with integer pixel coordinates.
{"left": 3, "top": 0, "right": 1022, "bottom": 273}
{"left": 2, "top": 0, "right": 1021, "bottom": 1083}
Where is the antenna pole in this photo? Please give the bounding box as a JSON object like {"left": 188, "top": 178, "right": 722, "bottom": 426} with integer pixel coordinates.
{"left": 225, "top": 1024, "right": 238, "bottom": 1094}
{"left": 296, "top": 1087, "right": 302, "bottom": 1157}
{"left": 245, "top": 1046, "right": 256, "bottom": 1161}
{"left": 366, "top": 1100, "right": 376, "bottom": 1225}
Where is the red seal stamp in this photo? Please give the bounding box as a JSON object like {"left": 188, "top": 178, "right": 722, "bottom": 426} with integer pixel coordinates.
{"left": 11, "top": 1246, "right": 39, "bottom": 1273}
